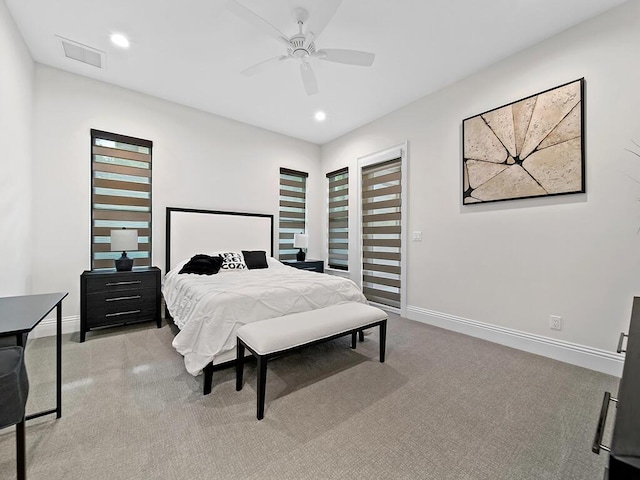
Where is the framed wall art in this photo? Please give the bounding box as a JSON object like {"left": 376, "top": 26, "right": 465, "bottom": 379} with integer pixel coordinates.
{"left": 462, "top": 78, "right": 585, "bottom": 204}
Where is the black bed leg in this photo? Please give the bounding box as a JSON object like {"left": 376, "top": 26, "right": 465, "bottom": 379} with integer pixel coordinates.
{"left": 236, "top": 339, "right": 245, "bottom": 391}
{"left": 256, "top": 356, "right": 267, "bottom": 420}
{"left": 379, "top": 320, "right": 387, "bottom": 363}
{"left": 351, "top": 331, "right": 357, "bottom": 349}
{"left": 203, "top": 363, "right": 214, "bottom": 395}
{"left": 358, "top": 329, "right": 364, "bottom": 342}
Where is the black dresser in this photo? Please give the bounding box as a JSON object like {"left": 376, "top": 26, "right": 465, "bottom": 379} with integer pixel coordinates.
{"left": 80, "top": 267, "right": 162, "bottom": 342}
{"left": 593, "top": 296, "right": 640, "bottom": 478}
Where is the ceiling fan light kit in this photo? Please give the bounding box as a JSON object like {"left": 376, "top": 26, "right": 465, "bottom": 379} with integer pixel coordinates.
{"left": 228, "top": 0, "right": 375, "bottom": 96}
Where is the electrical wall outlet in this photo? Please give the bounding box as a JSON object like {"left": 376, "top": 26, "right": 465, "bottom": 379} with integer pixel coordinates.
{"left": 550, "top": 315, "right": 562, "bottom": 330}
{"left": 412, "top": 231, "right": 422, "bottom": 242}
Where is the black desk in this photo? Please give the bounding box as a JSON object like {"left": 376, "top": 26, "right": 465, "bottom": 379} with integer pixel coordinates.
{"left": 0, "top": 292, "right": 68, "bottom": 480}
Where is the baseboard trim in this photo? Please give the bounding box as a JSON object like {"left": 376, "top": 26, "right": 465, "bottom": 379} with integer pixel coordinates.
{"left": 406, "top": 306, "right": 624, "bottom": 377}
{"left": 30, "top": 315, "right": 80, "bottom": 339}
{"left": 27, "top": 308, "right": 625, "bottom": 376}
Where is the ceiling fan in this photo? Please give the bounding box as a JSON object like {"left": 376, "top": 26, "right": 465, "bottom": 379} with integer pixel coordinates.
{"left": 227, "top": 0, "right": 375, "bottom": 96}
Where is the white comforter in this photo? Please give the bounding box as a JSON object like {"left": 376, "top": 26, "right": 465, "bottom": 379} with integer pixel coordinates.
{"left": 163, "top": 263, "right": 367, "bottom": 375}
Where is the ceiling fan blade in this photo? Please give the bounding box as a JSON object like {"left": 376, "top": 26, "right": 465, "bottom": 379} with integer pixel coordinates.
{"left": 303, "top": 30, "right": 315, "bottom": 49}
{"left": 300, "top": 0, "right": 342, "bottom": 42}
{"left": 227, "top": 0, "right": 290, "bottom": 47}
{"left": 241, "top": 55, "right": 290, "bottom": 76}
{"left": 313, "top": 49, "right": 375, "bottom": 67}
{"left": 300, "top": 62, "right": 319, "bottom": 96}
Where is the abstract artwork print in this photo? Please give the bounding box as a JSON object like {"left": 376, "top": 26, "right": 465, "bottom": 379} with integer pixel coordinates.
{"left": 462, "top": 78, "right": 585, "bottom": 204}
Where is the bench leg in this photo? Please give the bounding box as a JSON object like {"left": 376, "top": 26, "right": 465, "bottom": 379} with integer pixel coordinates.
{"left": 351, "top": 332, "right": 357, "bottom": 349}
{"left": 256, "top": 355, "right": 267, "bottom": 420}
{"left": 358, "top": 329, "right": 364, "bottom": 342}
{"left": 236, "top": 339, "right": 245, "bottom": 391}
{"left": 379, "top": 320, "right": 387, "bottom": 363}
{"left": 203, "top": 363, "right": 214, "bottom": 395}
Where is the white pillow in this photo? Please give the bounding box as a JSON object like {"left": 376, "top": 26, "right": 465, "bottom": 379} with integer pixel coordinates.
{"left": 219, "top": 252, "right": 247, "bottom": 271}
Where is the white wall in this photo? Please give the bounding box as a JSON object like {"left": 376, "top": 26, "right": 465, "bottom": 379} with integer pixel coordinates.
{"left": 0, "top": 0, "right": 34, "bottom": 296}
{"left": 320, "top": 1, "right": 640, "bottom": 355}
{"left": 31, "top": 65, "right": 321, "bottom": 319}
{"left": 5, "top": 0, "right": 638, "bottom": 371}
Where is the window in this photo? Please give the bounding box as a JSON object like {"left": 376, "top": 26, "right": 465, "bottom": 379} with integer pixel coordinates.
{"left": 91, "top": 129, "right": 152, "bottom": 270}
{"left": 279, "top": 168, "right": 308, "bottom": 261}
{"left": 361, "top": 158, "right": 402, "bottom": 308}
{"left": 327, "top": 167, "right": 349, "bottom": 270}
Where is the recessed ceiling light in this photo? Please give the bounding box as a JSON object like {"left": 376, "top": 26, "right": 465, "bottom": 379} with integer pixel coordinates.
{"left": 314, "top": 111, "right": 326, "bottom": 122}
{"left": 110, "top": 33, "right": 130, "bottom": 49}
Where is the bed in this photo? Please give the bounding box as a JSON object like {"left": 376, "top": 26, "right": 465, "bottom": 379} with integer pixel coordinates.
{"left": 163, "top": 207, "right": 367, "bottom": 380}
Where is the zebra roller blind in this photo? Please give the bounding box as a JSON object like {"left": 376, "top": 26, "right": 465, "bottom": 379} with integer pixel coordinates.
{"left": 91, "top": 129, "right": 152, "bottom": 270}
{"left": 361, "top": 158, "right": 402, "bottom": 308}
{"left": 279, "top": 168, "right": 308, "bottom": 261}
{"left": 327, "top": 167, "right": 349, "bottom": 270}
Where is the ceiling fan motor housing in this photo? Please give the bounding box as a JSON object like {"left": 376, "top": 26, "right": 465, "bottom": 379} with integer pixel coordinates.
{"left": 288, "top": 35, "right": 315, "bottom": 59}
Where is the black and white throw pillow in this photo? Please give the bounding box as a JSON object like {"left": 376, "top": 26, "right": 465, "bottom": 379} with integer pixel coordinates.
{"left": 220, "top": 252, "right": 247, "bottom": 270}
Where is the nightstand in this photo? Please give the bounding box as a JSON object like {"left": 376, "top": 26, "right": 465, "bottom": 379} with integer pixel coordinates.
{"left": 80, "top": 266, "right": 161, "bottom": 342}
{"left": 282, "top": 259, "right": 324, "bottom": 273}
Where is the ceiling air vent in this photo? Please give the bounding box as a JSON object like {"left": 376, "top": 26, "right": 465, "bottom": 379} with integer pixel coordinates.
{"left": 56, "top": 36, "right": 105, "bottom": 69}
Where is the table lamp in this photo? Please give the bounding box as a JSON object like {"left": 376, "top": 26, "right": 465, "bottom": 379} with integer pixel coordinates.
{"left": 110, "top": 228, "right": 138, "bottom": 271}
{"left": 293, "top": 233, "right": 308, "bottom": 261}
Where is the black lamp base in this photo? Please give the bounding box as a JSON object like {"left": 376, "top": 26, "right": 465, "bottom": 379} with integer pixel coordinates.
{"left": 115, "top": 252, "right": 133, "bottom": 271}
{"left": 296, "top": 248, "right": 306, "bottom": 261}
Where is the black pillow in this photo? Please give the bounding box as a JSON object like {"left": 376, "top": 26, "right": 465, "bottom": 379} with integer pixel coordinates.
{"left": 179, "top": 254, "right": 223, "bottom": 275}
{"left": 242, "top": 250, "right": 268, "bottom": 270}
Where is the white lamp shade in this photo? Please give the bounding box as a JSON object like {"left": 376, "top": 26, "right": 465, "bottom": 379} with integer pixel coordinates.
{"left": 111, "top": 229, "right": 138, "bottom": 252}
{"left": 293, "top": 233, "right": 308, "bottom": 249}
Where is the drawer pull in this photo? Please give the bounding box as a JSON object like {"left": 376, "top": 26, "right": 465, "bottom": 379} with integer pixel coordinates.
{"left": 106, "top": 295, "right": 141, "bottom": 302}
{"left": 592, "top": 391, "right": 617, "bottom": 454}
{"left": 617, "top": 332, "right": 628, "bottom": 354}
{"left": 105, "top": 280, "right": 142, "bottom": 286}
{"left": 105, "top": 310, "right": 141, "bottom": 318}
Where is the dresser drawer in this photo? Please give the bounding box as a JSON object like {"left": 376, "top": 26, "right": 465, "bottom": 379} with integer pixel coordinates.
{"left": 86, "top": 287, "right": 155, "bottom": 308}
{"left": 298, "top": 264, "right": 321, "bottom": 271}
{"left": 86, "top": 302, "right": 158, "bottom": 328}
{"left": 85, "top": 272, "right": 157, "bottom": 293}
{"left": 283, "top": 260, "right": 324, "bottom": 273}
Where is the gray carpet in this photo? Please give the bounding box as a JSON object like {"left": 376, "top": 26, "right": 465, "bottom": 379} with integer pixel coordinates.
{"left": 0, "top": 314, "right": 618, "bottom": 480}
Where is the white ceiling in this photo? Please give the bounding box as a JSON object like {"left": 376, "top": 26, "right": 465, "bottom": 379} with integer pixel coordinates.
{"left": 6, "top": 0, "right": 628, "bottom": 145}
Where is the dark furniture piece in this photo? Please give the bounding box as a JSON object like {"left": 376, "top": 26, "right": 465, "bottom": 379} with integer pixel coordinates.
{"left": 0, "top": 346, "right": 29, "bottom": 480}
{"left": 0, "top": 292, "right": 68, "bottom": 480}
{"left": 282, "top": 259, "right": 324, "bottom": 273}
{"left": 592, "top": 296, "right": 640, "bottom": 479}
{"left": 80, "top": 267, "right": 161, "bottom": 342}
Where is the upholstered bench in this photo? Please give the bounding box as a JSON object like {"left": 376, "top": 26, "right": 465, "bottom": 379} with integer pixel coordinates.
{"left": 235, "top": 302, "right": 388, "bottom": 420}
